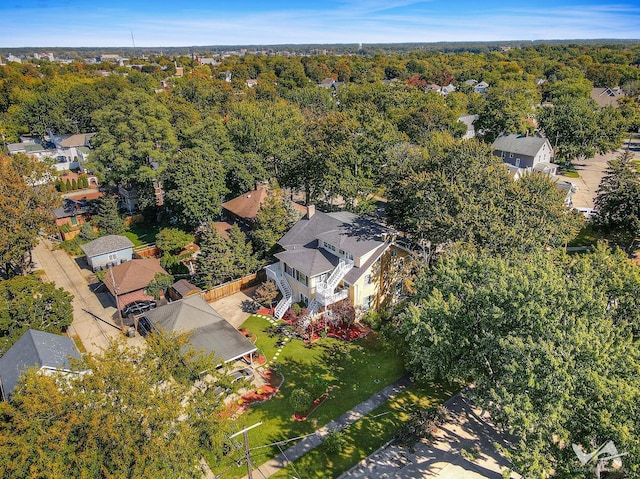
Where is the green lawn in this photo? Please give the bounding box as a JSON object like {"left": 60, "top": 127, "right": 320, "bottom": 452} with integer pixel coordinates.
{"left": 271, "top": 382, "right": 456, "bottom": 479}
{"left": 123, "top": 222, "right": 163, "bottom": 247}
{"left": 209, "top": 315, "right": 410, "bottom": 478}
{"left": 568, "top": 223, "right": 607, "bottom": 247}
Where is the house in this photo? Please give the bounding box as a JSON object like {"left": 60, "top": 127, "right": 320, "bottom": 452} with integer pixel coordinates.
{"left": 102, "top": 258, "right": 168, "bottom": 307}
{"left": 53, "top": 193, "right": 103, "bottom": 240}
{"left": 7, "top": 131, "right": 94, "bottom": 172}
{"left": 142, "top": 295, "right": 257, "bottom": 364}
{"left": 81, "top": 235, "right": 134, "bottom": 271}
{"left": 474, "top": 81, "right": 489, "bottom": 94}
{"left": 590, "top": 87, "right": 623, "bottom": 108}
{"left": 167, "top": 279, "right": 202, "bottom": 301}
{"left": 0, "top": 329, "right": 82, "bottom": 401}
{"left": 222, "top": 183, "right": 305, "bottom": 228}
{"left": 266, "top": 206, "right": 407, "bottom": 320}
{"left": 492, "top": 133, "right": 558, "bottom": 174}
{"left": 503, "top": 165, "right": 578, "bottom": 207}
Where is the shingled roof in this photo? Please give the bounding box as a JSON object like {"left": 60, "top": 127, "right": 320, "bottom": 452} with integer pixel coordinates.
{"left": 492, "top": 134, "right": 550, "bottom": 158}
{"left": 144, "top": 295, "right": 256, "bottom": 363}
{"left": 81, "top": 235, "right": 134, "bottom": 258}
{"left": 222, "top": 184, "right": 269, "bottom": 222}
{"left": 0, "top": 330, "right": 81, "bottom": 401}
{"left": 102, "top": 258, "right": 168, "bottom": 295}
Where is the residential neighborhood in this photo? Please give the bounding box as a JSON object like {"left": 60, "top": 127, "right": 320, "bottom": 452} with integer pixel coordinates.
{"left": 1, "top": 36, "right": 639, "bottom": 479}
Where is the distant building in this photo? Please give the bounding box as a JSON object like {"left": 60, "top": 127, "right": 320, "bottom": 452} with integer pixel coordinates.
{"left": 590, "top": 87, "right": 623, "bottom": 108}
{"left": 492, "top": 134, "right": 557, "bottom": 173}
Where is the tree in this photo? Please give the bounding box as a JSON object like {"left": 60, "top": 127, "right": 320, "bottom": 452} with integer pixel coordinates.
{"left": 162, "top": 147, "right": 228, "bottom": 229}
{"left": 254, "top": 281, "right": 278, "bottom": 311}
{"left": 155, "top": 228, "right": 195, "bottom": 255}
{"left": 89, "top": 90, "right": 177, "bottom": 207}
{"left": 0, "top": 333, "right": 237, "bottom": 478}
{"left": 251, "top": 183, "right": 299, "bottom": 257}
{"left": 384, "top": 140, "right": 582, "bottom": 254}
{"left": 594, "top": 150, "right": 640, "bottom": 245}
{"left": 0, "top": 153, "right": 60, "bottom": 277}
{"left": 394, "top": 245, "right": 640, "bottom": 477}
{"left": 195, "top": 224, "right": 234, "bottom": 289}
{"left": 0, "top": 275, "right": 73, "bottom": 354}
{"left": 144, "top": 272, "right": 175, "bottom": 301}
{"left": 537, "top": 96, "right": 626, "bottom": 164}
{"left": 226, "top": 224, "right": 260, "bottom": 278}
{"left": 476, "top": 80, "right": 539, "bottom": 142}
{"left": 289, "top": 388, "right": 312, "bottom": 414}
{"left": 93, "top": 194, "right": 124, "bottom": 235}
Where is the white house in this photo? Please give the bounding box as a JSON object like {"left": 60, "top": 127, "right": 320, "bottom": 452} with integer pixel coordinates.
{"left": 492, "top": 134, "right": 558, "bottom": 174}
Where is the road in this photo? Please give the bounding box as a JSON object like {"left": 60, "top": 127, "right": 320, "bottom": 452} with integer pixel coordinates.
{"left": 32, "top": 239, "right": 140, "bottom": 354}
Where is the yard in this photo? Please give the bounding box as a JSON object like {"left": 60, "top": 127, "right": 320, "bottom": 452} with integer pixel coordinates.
{"left": 209, "top": 315, "right": 453, "bottom": 478}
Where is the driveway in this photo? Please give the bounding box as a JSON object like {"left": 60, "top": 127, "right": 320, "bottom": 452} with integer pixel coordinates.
{"left": 564, "top": 136, "right": 639, "bottom": 209}
{"left": 207, "top": 285, "right": 259, "bottom": 328}
{"left": 32, "top": 240, "right": 144, "bottom": 354}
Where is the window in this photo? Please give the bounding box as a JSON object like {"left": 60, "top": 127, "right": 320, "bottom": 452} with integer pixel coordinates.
{"left": 108, "top": 253, "right": 117, "bottom": 261}
{"left": 365, "top": 274, "right": 372, "bottom": 285}
{"left": 500, "top": 151, "right": 505, "bottom": 158}
{"left": 70, "top": 216, "right": 77, "bottom": 226}
{"left": 300, "top": 293, "right": 308, "bottom": 306}
{"left": 362, "top": 295, "right": 373, "bottom": 310}
{"left": 345, "top": 252, "right": 354, "bottom": 261}
{"left": 285, "top": 264, "right": 294, "bottom": 277}
{"left": 509, "top": 152, "right": 513, "bottom": 158}
{"left": 515, "top": 158, "right": 520, "bottom": 167}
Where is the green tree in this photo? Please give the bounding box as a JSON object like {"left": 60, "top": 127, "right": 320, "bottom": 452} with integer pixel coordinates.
{"left": 394, "top": 245, "right": 640, "bottom": 477}
{"left": 594, "top": 150, "right": 640, "bottom": 245}
{"left": 195, "top": 223, "right": 234, "bottom": 289}
{"left": 0, "top": 275, "right": 74, "bottom": 354}
{"left": 155, "top": 228, "right": 195, "bottom": 255}
{"left": 0, "top": 153, "right": 60, "bottom": 277}
{"left": 385, "top": 140, "right": 581, "bottom": 254}
{"left": 89, "top": 90, "right": 177, "bottom": 198}
{"left": 144, "top": 272, "right": 175, "bottom": 301}
{"left": 227, "top": 224, "right": 259, "bottom": 277}
{"left": 476, "top": 80, "right": 539, "bottom": 142}
{"left": 537, "top": 96, "right": 626, "bottom": 164}
{"left": 93, "top": 194, "right": 124, "bottom": 235}
{"left": 251, "top": 184, "right": 299, "bottom": 257}
{"left": 0, "top": 333, "right": 236, "bottom": 478}
{"left": 162, "top": 147, "right": 228, "bottom": 230}
{"left": 71, "top": 178, "right": 77, "bottom": 190}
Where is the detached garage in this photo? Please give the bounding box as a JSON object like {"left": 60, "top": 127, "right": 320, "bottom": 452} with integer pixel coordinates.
{"left": 142, "top": 295, "right": 257, "bottom": 365}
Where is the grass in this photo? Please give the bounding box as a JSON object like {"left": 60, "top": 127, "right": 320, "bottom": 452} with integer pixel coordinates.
{"left": 562, "top": 170, "right": 580, "bottom": 178}
{"left": 567, "top": 223, "right": 607, "bottom": 247}
{"left": 124, "top": 222, "right": 163, "bottom": 246}
{"left": 208, "top": 315, "right": 411, "bottom": 478}
{"left": 270, "top": 381, "right": 456, "bottom": 479}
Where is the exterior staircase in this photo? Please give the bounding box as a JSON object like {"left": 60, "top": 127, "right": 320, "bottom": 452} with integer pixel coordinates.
{"left": 266, "top": 264, "right": 292, "bottom": 320}
{"left": 304, "top": 259, "right": 354, "bottom": 321}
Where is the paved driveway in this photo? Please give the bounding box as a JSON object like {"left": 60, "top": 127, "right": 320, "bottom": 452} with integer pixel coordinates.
{"left": 207, "top": 285, "right": 259, "bottom": 328}
{"left": 32, "top": 240, "right": 143, "bottom": 354}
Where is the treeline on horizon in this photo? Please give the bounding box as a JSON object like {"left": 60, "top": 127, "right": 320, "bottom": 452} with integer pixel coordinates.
{"left": 2, "top": 38, "right": 640, "bottom": 58}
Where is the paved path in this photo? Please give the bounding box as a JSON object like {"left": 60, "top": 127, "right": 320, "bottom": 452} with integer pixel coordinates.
{"left": 242, "top": 375, "right": 412, "bottom": 479}
{"left": 32, "top": 239, "right": 134, "bottom": 354}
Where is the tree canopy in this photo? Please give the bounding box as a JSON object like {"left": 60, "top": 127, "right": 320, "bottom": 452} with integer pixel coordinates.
{"left": 0, "top": 333, "right": 237, "bottom": 478}
{"left": 394, "top": 245, "right": 640, "bottom": 477}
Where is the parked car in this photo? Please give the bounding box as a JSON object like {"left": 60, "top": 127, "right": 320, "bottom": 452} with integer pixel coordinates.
{"left": 122, "top": 300, "right": 157, "bottom": 317}
{"left": 136, "top": 316, "right": 154, "bottom": 337}
{"left": 229, "top": 368, "right": 254, "bottom": 383}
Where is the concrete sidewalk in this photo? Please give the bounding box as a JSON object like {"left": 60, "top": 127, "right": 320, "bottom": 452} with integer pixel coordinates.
{"left": 242, "top": 375, "right": 412, "bottom": 479}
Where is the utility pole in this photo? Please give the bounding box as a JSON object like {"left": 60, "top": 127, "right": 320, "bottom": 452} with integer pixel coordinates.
{"left": 229, "top": 422, "right": 262, "bottom": 479}
{"left": 109, "top": 266, "right": 123, "bottom": 330}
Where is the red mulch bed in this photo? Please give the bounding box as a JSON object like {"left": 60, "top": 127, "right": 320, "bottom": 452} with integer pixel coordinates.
{"left": 237, "top": 368, "right": 282, "bottom": 407}
{"left": 257, "top": 307, "right": 273, "bottom": 315}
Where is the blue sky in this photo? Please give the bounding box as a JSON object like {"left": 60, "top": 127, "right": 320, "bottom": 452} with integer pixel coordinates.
{"left": 1, "top": 1, "right": 638, "bottom": 47}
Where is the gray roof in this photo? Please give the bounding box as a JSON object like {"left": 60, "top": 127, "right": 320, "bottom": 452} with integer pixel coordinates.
{"left": 492, "top": 134, "right": 550, "bottom": 158}
{"left": 279, "top": 210, "right": 388, "bottom": 259}
{"left": 81, "top": 235, "right": 134, "bottom": 258}
{"left": 275, "top": 245, "right": 338, "bottom": 278}
{"left": 171, "top": 279, "right": 202, "bottom": 297}
{"left": 0, "top": 329, "right": 82, "bottom": 401}
{"left": 144, "top": 295, "right": 256, "bottom": 363}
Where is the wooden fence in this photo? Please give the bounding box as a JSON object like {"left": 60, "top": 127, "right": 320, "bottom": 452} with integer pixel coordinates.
{"left": 201, "top": 270, "right": 266, "bottom": 302}
{"left": 133, "top": 244, "right": 161, "bottom": 258}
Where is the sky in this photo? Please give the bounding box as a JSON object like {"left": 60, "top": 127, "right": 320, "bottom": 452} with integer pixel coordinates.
{"left": 0, "top": 0, "right": 639, "bottom": 47}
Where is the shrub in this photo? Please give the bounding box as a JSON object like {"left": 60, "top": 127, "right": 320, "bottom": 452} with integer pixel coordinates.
{"left": 323, "top": 429, "right": 345, "bottom": 454}
{"left": 289, "top": 388, "right": 312, "bottom": 413}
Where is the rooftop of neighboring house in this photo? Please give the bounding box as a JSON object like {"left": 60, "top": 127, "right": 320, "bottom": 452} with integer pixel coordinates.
{"left": 222, "top": 184, "right": 306, "bottom": 223}
{"left": 590, "top": 87, "right": 623, "bottom": 108}
{"left": 53, "top": 197, "right": 98, "bottom": 219}
{"left": 0, "top": 329, "right": 82, "bottom": 401}
{"left": 491, "top": 133, "right": 551, "bottom": 158}
{"left": 50, "top": 132, "right": 95, "bottom": 149}
{"left": 102, "top": 257, "right": 167, "bottom": 296}
{"left": 276, "top": 208, "right": 393, "bottom": 283}
{"left": 81, "top": 235, "right": 134, "bottom": 258}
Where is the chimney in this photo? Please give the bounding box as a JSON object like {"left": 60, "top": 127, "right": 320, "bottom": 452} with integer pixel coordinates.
{"left": 306, "top": 204, "right": 315, "bottom": 218}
